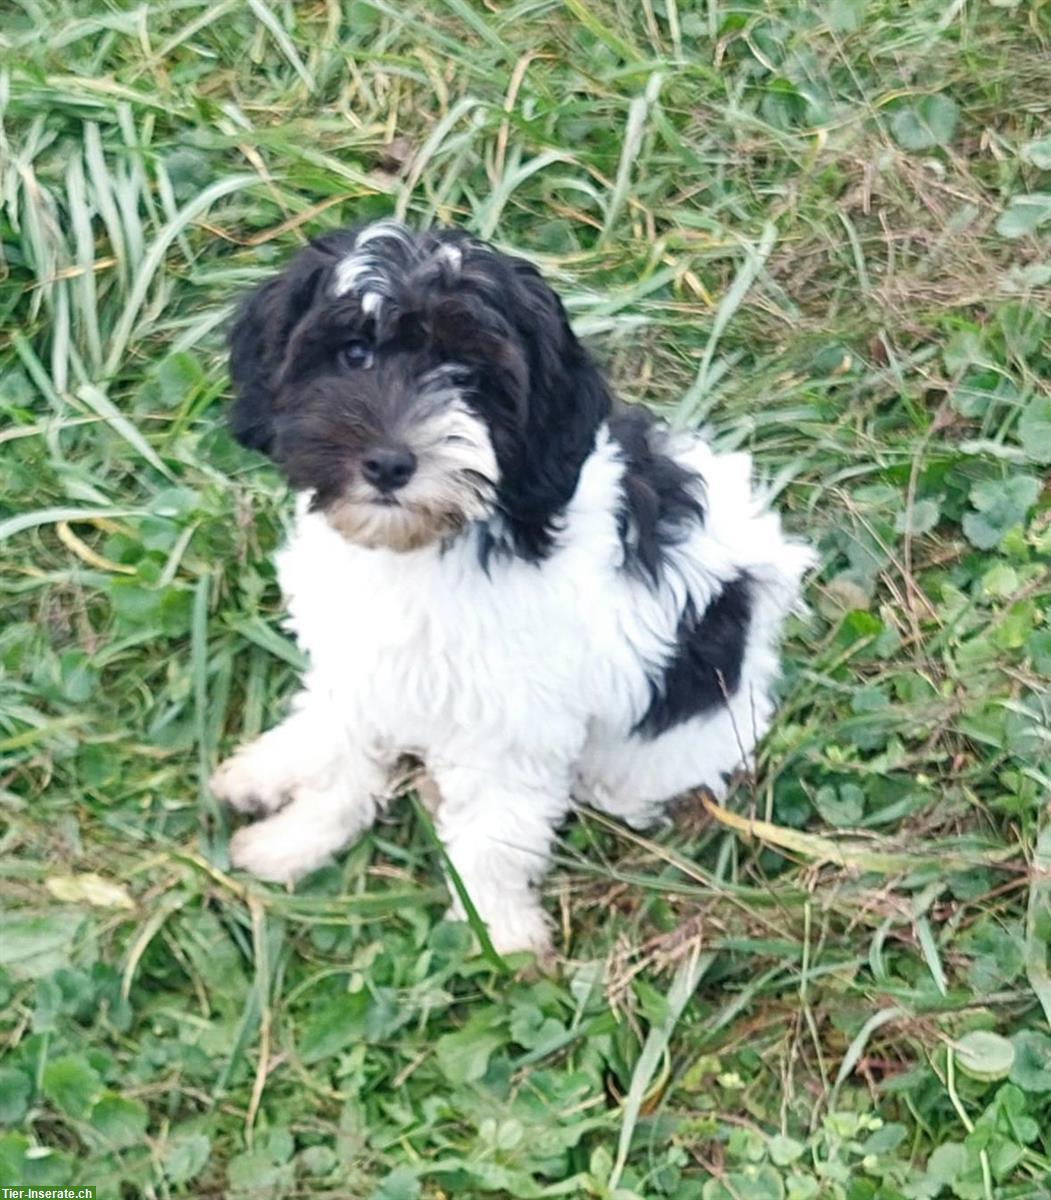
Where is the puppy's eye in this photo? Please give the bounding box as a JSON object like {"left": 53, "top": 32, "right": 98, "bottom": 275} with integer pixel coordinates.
{"left": 342, "top": 340, "right": 374, "bottom": 369}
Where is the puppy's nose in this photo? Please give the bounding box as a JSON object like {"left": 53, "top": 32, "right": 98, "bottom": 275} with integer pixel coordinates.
{"left": 361, "top": 446, "right": 417, "bottom": 492}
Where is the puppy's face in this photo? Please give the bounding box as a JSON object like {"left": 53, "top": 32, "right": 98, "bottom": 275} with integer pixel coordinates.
{"left": 229, "top": 221, "right": 602, "bottom": 554}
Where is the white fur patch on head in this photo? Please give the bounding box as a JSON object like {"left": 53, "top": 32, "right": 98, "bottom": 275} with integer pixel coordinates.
{"left": 332, "top": 260, "right": 384, "bottom": 310}
{"left": 332, "top": 221, "right": 413, "bottom": 302}
{"left": 332, "top": 222, "right": 466, "bottom": 315}
{"left": 354, "top": 219, "right": 414, "bottom": 250}
{"left": 335, "top": 225, "right": 415, "bottom": 300}
{"left": 436, "top": 243, "right": 463, "bottom": 273}
{"left": 332, "top": 255, "right": 381, "bottom": 299}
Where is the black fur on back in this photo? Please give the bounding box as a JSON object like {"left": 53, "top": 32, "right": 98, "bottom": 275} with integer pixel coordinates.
{"left": 608, "top": 405, "right": 704, "bottom": 584}
{"left": 634, "top": 574, "right": 753, "bottom": 738}
{"left": 606, "top": 405, "right": 752, "bottom": 736}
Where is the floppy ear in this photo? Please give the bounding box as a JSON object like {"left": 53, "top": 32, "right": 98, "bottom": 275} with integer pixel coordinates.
{"left": 228, "top": 247, "right": 334, "bottom": 454}
{"left": 506, "top": 258, "right": 612, "bottom": 529}
{"left": 229, "top": 278, "right": 284, "bottom": 453}
{"left": 508, "top": 258, "right": 610, "bottom": 418}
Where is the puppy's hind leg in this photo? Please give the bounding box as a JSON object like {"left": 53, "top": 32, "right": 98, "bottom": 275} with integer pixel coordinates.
{"left": 214, "top": 692, "right": 389, "bottom": 885}
{"left": 228, "top": 751, "right": 388, "bottom": 885}
{"left": 211, "top": 694, "right": 344, "bottom": 816}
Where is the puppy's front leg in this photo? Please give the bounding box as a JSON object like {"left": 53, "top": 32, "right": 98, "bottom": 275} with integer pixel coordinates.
{"left": 213, "top": 694, "right": 387, "bottom": 884}
{"left": 430, "top": 760, "right": 570, "bottom": 964}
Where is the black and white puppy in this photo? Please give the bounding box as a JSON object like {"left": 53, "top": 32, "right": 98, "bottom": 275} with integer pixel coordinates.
{"left": 213, "top": 220, "right": 814, "bottom": 959}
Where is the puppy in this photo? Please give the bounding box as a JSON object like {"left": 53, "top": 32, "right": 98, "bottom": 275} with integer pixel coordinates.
{"left": 212, "top": 220, "right": 814, "bottom": 960}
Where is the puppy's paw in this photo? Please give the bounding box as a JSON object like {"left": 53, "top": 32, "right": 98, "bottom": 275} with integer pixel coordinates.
{"left": 228, "top": 819, "right": 329, "bottom": 884}
{"left": 453, "top": 902, "right": 556, "bottom": 972}
{"left": 492, "top": 913, "right": 555, "bottom": 970}
{"left": 211, "top": 749, "right": 289, "bottom": 815}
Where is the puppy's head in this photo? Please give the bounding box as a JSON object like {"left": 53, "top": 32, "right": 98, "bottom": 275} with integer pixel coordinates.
{"left": 229, "top": 221, "right": 611, "bottom": 555}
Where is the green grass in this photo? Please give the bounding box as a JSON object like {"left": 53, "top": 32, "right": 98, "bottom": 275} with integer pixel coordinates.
{"left": 1, "top": 1, "right": 1050, "bottom": 1197}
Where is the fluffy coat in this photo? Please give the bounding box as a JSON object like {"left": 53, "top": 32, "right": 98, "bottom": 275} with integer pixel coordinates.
{"left": 212, "top": 220, "right": 814, "bottom": 960}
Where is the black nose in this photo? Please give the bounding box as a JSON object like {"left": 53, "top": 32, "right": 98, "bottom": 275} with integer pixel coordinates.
{"left": 361, "top": 446, "right": 417, "bottom": 492}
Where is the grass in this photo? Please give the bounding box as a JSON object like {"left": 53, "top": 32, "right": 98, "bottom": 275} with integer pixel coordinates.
{"left": 1, "top": 1, "right": 1049, "bottom": 1197}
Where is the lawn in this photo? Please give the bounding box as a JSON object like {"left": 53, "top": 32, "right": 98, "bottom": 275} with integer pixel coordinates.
{"left": 1, "top": 1, "right": 1050, "bottom": 1197}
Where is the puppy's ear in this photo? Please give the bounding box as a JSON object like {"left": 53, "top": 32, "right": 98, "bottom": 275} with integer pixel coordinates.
{"left": 467, "top": 250, "right": 613, "bottom": 560}
{"left": 506, "top": 259, "right": 598, "bottom": 398}
{"left": 509, "top": 257, "right": 611, "bottom": 438}
{"left": 228, "top": 278, "right": 282, "bottom": 453}
{"left": 228, "top": 251, "right": 328, "bottom": 454}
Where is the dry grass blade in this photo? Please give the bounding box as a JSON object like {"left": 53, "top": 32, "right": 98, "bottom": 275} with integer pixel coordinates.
{"left": 701, "top": 795, "right": 1018, "bottom": 874}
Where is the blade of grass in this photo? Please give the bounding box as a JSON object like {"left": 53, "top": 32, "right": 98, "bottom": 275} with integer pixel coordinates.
{"left": 830, "top": 1006, "right": 907, "bottom": 1106}
{"left": 440, "top": 0, "right": 509, "bottom": 55}
{"left": 477, "top": 148, "right": 572, "bottom": 239}
{"left": 674, "top": 221, "right": 778, "bottom": 427}
{"left": 395, "top": 96, "right": 481, "bottom": 221}
{"left": 10, "top": 329, "right": 63, "bottom": 411}
{"left": 244, "top": 893, "right": 274, "bottom": 1146}
{"left": 65, "top": 152, "right": 104, "bottom": 373}
{"left": 193, "top": 573, "right": 225, "bottom": 857}
{"left": 0, "top": 505, "right": 145, "bottom": 542}
{"left": 246, "top": 0, "right": 316, "bottom": 93}
{"left": 76, "top": 383, "right": 175, "bottom": 479}
{"left": 600, "top": 72, "right": 662, "bottom": 246}
{"left": 408, "top": 792, "right": 510, "bottom": 974}
{"left": 1026, "top": 815, "right": 1051, "bottom": 1028}
{"left": 913, "top": 882, "right": 949, "bottom": 997}
{"left": 563, "top": 0, "right": 642, "bottom": 62}
{"left": 227, "top": 616, "right": 308, "bottom": 670}
{"left": 104, "top": 173, "right": 258, "bottom": 376}
{"left": 608, "top": 940, "right": 716, "bottom": 1190}
{"left": 83, "top": 123, "right": 129, "bottom": 288}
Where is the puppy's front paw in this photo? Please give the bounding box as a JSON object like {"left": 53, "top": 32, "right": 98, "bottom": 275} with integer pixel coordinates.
{"left": 490, "top": 911, "right": 555, "bottom": 971}
{"left": 451, "top": 900, "right": 556, "bottom": 971}
{"left": 211, "top": 749, "right": 288, "bottom": 815}
{"left": 228, "top": 818, "right": 331, "bottom": 884}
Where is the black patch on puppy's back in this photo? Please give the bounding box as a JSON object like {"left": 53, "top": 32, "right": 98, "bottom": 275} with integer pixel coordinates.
{"left": 634, "top": 574, "right": 753, "bottom": 738}
{"left": 607, "top": 405, "right": 751, "bottom": 736}
{"left": 609, "top": 405, "right": 704, "bottom": 583}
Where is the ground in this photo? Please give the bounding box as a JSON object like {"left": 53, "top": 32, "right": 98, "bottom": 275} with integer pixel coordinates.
{"left": 1, "top": 2, "right": 1050, "bottom": 1198}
